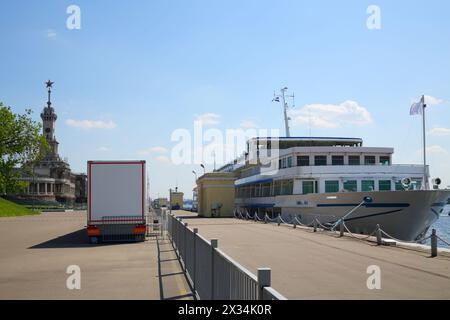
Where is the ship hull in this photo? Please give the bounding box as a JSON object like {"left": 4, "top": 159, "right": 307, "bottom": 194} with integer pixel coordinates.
{"left": 236, "top": 190, "right": 450, "bottom": 241}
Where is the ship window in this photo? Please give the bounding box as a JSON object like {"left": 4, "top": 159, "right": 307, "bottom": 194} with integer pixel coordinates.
{"left": 297, "top": 156, "right": 310, "bottom": 166}
{"left": 364, "top": 156, "right": 376, "bottom": 165}
{"left": 314, "top": 155, "right": 327, "bottom": 166}
{"left": 251, "top": 186, "right": 255, "bottom": 197}
{"left": 281, "top": 180, "right": 293, "bottom": 195}
{"left": 380, "top": 156, "right": 390, "bottom": 165}
{"left": 349, "top": 156, "right": 360, "bottom": 165}
{"left": 262, "top": 183, "right": 271, "bottom": 197}
{"left": 411, "top": 179, "right": 422, "bottom": 190}
{"left": 395, "top": 181, "right": 405, "bottom": 191}
{"left": 255, "top": 184, "right": 261, "bottom": 197}
{"left": 287, "top": 156, "right": 292, "bottom": 168}
{"left": 325, "top": 181, "right": 339, "bottom": 193}
{"left": 343, "top": 180, "right": 357, "bottom": 192}
{"left": 379, "top": 180, "right": 392, "bottom": 191}
{"left": 274, "top": 181, "right": 281, "bottom": 196}
{"left": 302, "top": 181, "right": 314, "bottom": 195}
{"left": 332, "top": 156, "right": 344, "bottom": 166}
{"left": 362, "top": 180, "right": 375, "bottom": 191}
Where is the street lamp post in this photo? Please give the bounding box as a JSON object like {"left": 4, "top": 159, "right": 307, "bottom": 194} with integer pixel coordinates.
{"left": 169, "top": 188, "right": 172, "bottom": 215}
{"left": 200, "top": 164, "right": 205, "bottom": 175}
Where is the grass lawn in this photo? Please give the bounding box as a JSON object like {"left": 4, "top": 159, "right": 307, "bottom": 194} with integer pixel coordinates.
{"left": 0, "top": 197, "right": 40, "bottom": 217}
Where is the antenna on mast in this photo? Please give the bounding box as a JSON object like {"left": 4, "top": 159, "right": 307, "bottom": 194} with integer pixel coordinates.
{"left": 272, "top": 87, "right": 294, "bottom": 137}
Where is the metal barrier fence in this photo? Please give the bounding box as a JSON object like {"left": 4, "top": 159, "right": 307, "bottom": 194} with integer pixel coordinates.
{"left": 167, "top": 213, "right": 287, "bottom": 300}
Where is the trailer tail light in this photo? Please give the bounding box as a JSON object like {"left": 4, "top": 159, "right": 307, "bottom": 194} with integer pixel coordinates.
{"left": 87, "top": 226, "right": 100, "bottom": 236}
{"left": 133, "top": 225, "right": 146, "bottom": 234}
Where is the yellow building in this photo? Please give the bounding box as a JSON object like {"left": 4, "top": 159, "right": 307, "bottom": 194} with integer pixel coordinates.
{"left": 196, "top": 172, "right": 236, "bottom": 217}
{"left": 154, "top": 198, "right": 168, "bottom": 208}
{"left": 170, "top": 191, "right": 184, "bottom": 209}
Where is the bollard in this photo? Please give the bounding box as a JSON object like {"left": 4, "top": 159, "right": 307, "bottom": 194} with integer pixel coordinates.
{"left": 193, "top": 228, "right": 198, "bottom": 294}
{"left": 293, "top": 218, "right": 297, "bottom": 229}
{"left": 313, "top": 219, "right": 317, "bottom": 232}
{"left": 339, "top": 220, "right": 344, "bottom": 237}
{"left": 376, "top": 224, "right": 382, "bottom": 245}
{"left": 255, "top": 212, "right": 258, "bottom": 222}
{"left": 277, "top": 214, "right": 281, "bottom": 226}
{"left": 264, "top": 214, "right": 268, "bottom": 224}
{"left": 257, "top": 268, "right": 271, "bottom": 300}
{"left": 210, "top": 239, "right": 218, "bottom": 300}
{"left": 431, "top": 229, "right": 438, "bottom": 257}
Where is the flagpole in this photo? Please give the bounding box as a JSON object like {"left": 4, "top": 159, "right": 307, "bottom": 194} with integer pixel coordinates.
{"left": 422, "top": 95, "right": 428, "bottom": 190}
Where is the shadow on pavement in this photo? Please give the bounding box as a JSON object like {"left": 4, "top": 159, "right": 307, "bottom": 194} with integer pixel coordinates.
{"left": 156, "top": 238, "right": 195, "bottom": 300}
{"left": 28, "top": 229, "right": 138, "bottom": 249}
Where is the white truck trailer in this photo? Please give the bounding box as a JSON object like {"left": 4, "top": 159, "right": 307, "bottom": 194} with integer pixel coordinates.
{"left": 87, "top": 160, "right": 147, "bottom": 243}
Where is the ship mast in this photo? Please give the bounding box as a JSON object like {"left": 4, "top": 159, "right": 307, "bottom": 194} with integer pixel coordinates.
{"left": 273, "top": 87, "right": 295, "bottom": 137}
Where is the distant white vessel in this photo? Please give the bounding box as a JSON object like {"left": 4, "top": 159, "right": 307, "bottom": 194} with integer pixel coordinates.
{"left": 218, "top": 136, "right": 450, "bottom": 241}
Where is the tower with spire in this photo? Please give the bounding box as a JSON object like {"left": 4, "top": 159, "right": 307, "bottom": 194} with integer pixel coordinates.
{"left": 41, "top": 80, "right": 60, "bottom": 160}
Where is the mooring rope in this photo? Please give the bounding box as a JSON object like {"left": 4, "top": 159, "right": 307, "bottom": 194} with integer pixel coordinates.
{"left": 380, "top": 229, "right": 431, "bottom": 244}
{"left": 436, "top": 235, "right": 450, "bottom": 247}
{"left": 342, "top": 221, "right": 378, "bottom": 243}
{"left": 234, "top": 208, "right": 449, "bottom": 251}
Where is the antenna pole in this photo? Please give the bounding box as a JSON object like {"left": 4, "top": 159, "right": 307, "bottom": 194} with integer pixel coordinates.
{"left": 273, "top": 87, "right": 293, "bottom": 137}
{"left": 281, "top": 88, "right": 291, "bottom": 137}
{"left": 422, "top": 95, "right": 429, "bottom": 190}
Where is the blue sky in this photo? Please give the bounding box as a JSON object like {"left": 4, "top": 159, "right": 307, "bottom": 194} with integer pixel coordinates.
{"left": 1, "top": 0, "right": 449, "bottom": 198}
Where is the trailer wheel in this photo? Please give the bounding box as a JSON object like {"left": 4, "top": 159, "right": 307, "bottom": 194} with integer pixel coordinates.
{"left": 89, "top": 236, "right": 99, "bottom": 244}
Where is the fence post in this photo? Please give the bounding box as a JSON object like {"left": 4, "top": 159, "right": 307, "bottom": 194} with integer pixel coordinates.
{"left": 313, "top": 219, "right": 317, "bottom": 232}
{"left": 193, "top": 228, "right": 198, "bottom": 295}
{"left": 339, "top": 220, "right": 344, "bottom": 237}
{"left": 257, "top": 268, "right": 271, "bottom": 300}
{"left": 376, "top": 224, "right": 382, "bottom": 245}
{"left": 210, "top": 239, "right": 218, "bottom": 300}
{"left": 431, "top": 229, "right": 438, "bottom": 257}
{"left": 183, "top": 222, "right": 188, "bottom": 271}
{"left": 277, "top": 214, "right": 281, "bottom": 226}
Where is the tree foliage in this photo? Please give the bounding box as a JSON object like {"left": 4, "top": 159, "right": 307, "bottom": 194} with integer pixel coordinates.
{"left": 0, "top": 102, "right": 49, "bottom": 194}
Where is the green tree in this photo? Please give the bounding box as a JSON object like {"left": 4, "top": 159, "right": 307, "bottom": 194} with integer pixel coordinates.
{"left": 0, "top": 102, "right": 49, "bottom": 194}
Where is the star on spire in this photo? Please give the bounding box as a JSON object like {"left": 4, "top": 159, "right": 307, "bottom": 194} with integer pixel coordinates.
{"left": 46, "top": 80, "right": 54, "bottom": 89}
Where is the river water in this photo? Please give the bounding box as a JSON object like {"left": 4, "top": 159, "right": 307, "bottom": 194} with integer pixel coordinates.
{"left": 426, "top": 205, "right": 450, "bottom": 247}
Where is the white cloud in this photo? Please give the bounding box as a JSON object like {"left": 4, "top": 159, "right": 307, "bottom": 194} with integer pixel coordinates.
{"left": 155, "top": 156, "right": 171, "bottom": 164}
{"left": 97, "top": 147, "right": 109, "bottom": 152}
{"left": 424, "top": 145, "right": 448, "bottom": 155}
{"left": 427, "top": 145, "right": 448, "bottom": 155}
{"left": 137, "top": 146, "right": 168, "bottom": 156}
{"left": 195, "top": 113, "right": 220, "bottom": 126}
{"left": 428, "top": 127, "right": 450, "bottom": 137}
{"left": 151, "top": 146, "right": 168, "bottom": 153}
{"left": 46, "top": 29, "right": 57, "bottom": 38}
{"left": 424, "top": 95, "right": 444, "bottom": 106}
{"left": 66, "top": 119, "right": 117, "bottom": 130}
{"left": 289, "top": 100, "right": 372, "bottom": 129}
{"left": 240, "top": 120, "right": 258, "bottom": 129}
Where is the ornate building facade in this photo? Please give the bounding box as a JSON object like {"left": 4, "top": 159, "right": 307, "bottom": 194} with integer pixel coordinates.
{"left": 16, "top": 81, "right": 86, "bottom": 203}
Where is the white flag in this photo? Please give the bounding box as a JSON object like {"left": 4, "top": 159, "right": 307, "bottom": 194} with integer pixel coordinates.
{"left": 410, "top": 95, "right": 425, "bottom": 115}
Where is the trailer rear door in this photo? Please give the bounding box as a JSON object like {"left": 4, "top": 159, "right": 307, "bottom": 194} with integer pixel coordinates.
{"left": 88, "top": 161, "right": 145, "bottom": 224}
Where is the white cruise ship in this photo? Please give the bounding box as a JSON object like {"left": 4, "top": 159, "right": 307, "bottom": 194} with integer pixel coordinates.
{"left": 217, "top": 137, "right": 450, "bottom": 241}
